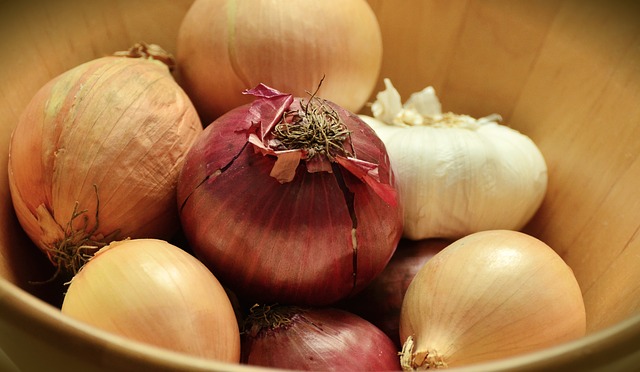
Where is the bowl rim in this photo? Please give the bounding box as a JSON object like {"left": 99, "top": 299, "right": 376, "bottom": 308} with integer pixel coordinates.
{"left": 2, "top": 276, "right": 640, "bottom": 371}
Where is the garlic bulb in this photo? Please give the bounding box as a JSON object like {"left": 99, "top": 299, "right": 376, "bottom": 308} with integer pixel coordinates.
{"left": 359, "top": 79, "right": 548, "bottom": 240}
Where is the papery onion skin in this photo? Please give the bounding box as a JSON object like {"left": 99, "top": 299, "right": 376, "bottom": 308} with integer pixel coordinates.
{"left": 399, "top": 230, "right": 586, "bottom": 369}
{"left": 338, "top": 238, "right": 448, "bottom": 348}
{"left": 61, "top": 239, "right": 241, "bottom": 362}
{"left": 177, "top": 85, "right": 403, "bottom": 306}
{"left": 241, "top": 304, "right": 400, "bottom": 371}
{"left": 8, "top": 48, "right": 202, "bottom": 274}
{"left": 175, "top": 0, "right": 383, "bottom": 123}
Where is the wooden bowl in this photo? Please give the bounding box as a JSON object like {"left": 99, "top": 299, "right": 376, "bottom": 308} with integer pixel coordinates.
{"left": 2, "top": 0, "right": 640, "bottom": 370}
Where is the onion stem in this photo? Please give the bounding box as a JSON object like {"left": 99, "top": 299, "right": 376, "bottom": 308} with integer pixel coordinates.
{"left": 113, "top": 42, "right": 176, "bottom": 71}
{"left": 272, "top": 95, "right": 354, "bottom": 161}
{"left": 241, "top": 304, "right": 305, "bottom": 337}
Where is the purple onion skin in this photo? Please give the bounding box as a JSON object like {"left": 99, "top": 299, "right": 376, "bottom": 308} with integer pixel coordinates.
{"left": 177, "top": 95, "right": 403, "bottom": 306}
{"left": 338, "top": 238, "right": 449, "bottom": 347}
{"left": 241, "top": 307, "right": 401, "bottom": 371}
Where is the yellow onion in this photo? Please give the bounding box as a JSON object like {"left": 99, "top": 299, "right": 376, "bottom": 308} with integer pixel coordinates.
{"left": 61, "top": 239, "right": 240, "bottom": 362}
{"left": 175, "top": 0, "right": 383, "bottom": 123}
{"left": 240, "top": 304, "right": 400, "bottom": 371}
{"left": 8, "top": 43, "right": 203, "bottom": 275}
{"left": 399, "top": 230, "right": 586, "bottom": 369}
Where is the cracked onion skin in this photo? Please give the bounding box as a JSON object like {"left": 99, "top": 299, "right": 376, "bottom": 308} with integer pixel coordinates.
{"left": 338, "top": 238, "right": 448, "bottom": 347}
{"left": 177, "top": 86, "right": 403, "bottom": 306}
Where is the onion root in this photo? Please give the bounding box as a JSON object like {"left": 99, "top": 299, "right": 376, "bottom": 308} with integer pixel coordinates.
{"left": 400, "top": 335, "right": 448, "bottom": 370}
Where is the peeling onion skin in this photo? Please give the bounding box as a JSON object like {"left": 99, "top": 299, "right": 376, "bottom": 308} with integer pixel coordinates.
{"left": 241, "top": 305, "right": 400, "bottom": 371}
{"left": 8, "top": 53, "right": 202, "bottom": 274}
{"left": 61, "top": 239, "right": 241, "bottom": 362}
{"left": 177, "top": 90, "right": 403, "bottom": 306}
{"left": 399, "top": 230, "right": 586, "bottom": 369}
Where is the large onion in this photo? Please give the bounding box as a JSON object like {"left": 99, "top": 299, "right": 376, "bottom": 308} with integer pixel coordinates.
{"left": 8, "top": 43, "right": 202, "bottom": 275}
{"left": 399, "top": 230, "right": 586, "bottom": 369}
{"left": 61, "top": 239, "right": 240, "bottom": 362}
{"left": 177, "top": 84, "right": 403, "bottom": 306}
{"left": 175, "top": 0, "right": 383, "bottom": 122}
{"left": 240, "top": 304, "right": 400, "bottom": 371}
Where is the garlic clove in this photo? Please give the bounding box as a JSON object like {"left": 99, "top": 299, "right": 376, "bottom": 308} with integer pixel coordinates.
{"left": 403, "top": 85, "right": 442, "bottom": 118}
{"left": 371, "top": 78, "right": 404, "bottom": 124}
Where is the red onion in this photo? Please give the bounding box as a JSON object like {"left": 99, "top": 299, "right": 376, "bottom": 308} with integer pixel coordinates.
{"left": 177, "top": 84, "right": 403, "bottom": 306}
{"left": 339, "top": 238, "right": 448, "bottom": 347}
{"left": 240, "top": 304, "right": 400, "bottom": 371}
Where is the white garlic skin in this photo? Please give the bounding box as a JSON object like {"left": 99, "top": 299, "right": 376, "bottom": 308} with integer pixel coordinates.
{"left": 360, "top": 115, "right": 548, "bottom": 240}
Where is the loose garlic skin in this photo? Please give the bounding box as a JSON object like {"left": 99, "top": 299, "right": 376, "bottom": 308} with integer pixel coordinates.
{"left": 399, "top": 230, "right": 586, "bottom": 369}
{"left": 360, "top": 80, "right": 547, "bottom": 240}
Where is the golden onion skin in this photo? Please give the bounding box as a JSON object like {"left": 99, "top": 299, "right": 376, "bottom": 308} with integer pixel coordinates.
{"left": 8, "top": 54, "right": 203, "bottom": 273}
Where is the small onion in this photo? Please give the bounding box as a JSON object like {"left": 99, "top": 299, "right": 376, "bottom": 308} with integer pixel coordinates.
{"left": 177, "top": 84, "right": 403, "bottom": 306}
{"left": 339, "top": 238, "right": 448, "bottom": 347}
{"left": 240, "top": 304, "right": 400, "bottom": 371}
{"left": 61, "top": 239, "right": 241, "bottom": 362}
{"left": 399, "top": 230, "right": 586, "bottom": 369}
{"left": 8, "top": 43, "right": 203, "bottom": 275}
{"left": 175, "top": 0, "right": 383, "bottom": 122}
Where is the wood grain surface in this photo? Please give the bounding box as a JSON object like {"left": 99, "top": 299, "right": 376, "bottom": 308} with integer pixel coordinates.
{"left": 1, "top": 0, "right": 640, "bottom": 370}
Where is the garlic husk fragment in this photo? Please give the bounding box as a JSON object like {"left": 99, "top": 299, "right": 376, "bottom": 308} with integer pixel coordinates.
{"left": 360, "top": 79, "right": 548, "bottom": 240}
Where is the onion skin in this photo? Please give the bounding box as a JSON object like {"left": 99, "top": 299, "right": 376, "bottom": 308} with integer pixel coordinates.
{"left": 241, "top": 305, "right": 400, "bottom": 371}
{"left": 61, "top": 239, "right": 241, "bottom": 362}
{"left": 8, "top": 49, "right": 202, "bottom": 274}
{"left": 177, "top": 85, "right": 403, "bottom": 306}
{"left": 339, "top": 238, "right": 448, "bottom": 347}
{"left": 399, "top": 230, "right": 586, "bottom": 369}
{"left": 175, "top": 0, "right": 383, "bottom": 122}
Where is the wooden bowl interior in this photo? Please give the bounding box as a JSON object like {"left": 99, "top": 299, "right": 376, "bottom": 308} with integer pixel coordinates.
{"left": 1, "top": 0, "right": 640, "bottom": 370}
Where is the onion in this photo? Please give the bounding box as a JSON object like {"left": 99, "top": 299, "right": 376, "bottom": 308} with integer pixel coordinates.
{"left": 339, "top": 238, "right": 449, "bottom": 347}
{"left": 399, "top": 230, "right": 586, "bottom": 369}
{"left": 7, "top": 43, "right": 203, "bottom": 276}
{"left": 177, "top": 83, "right": 403, "bottom": 306}
{"left": 240, "top": 304, "right": 400, "bottom": 371}
{"left": 61, "top": 238, "right": 240, "bottom": 362}
{"left": 175, "top": 0, "right": 383, "bottom": 123}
